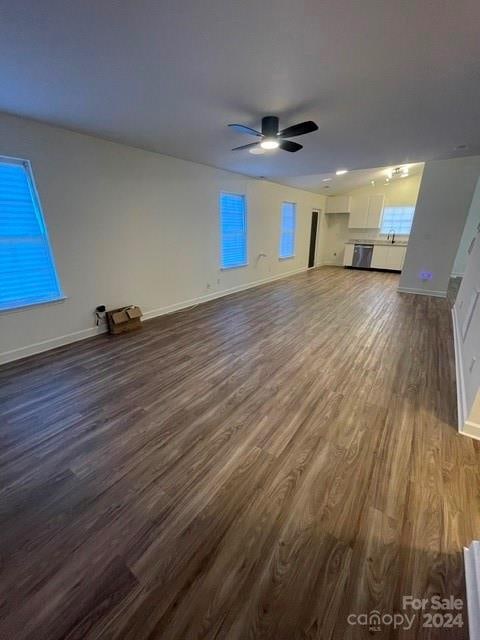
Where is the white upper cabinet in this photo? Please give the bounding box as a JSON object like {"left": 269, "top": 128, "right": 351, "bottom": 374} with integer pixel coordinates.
{"left": 325, "top": 195, "right": 351, "bottom": 214}
{"left": 348, "top": 194, "right": 385, "bottom": 229}
{"left": 348, "top": 195, "right": 369, "bottom": 228}
{"left": 366, "top": 194, "right": 385, "bottom": 228}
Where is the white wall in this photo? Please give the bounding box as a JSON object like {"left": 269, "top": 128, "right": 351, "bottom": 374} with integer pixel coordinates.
{"left": 0, "top": 112, "right": 325, "bottom": 363}
{"left": 319, "top": 174, "right": 422, "bottom": 266}
{"left": 399, "top": 156, "right": 480, "bottom": 297}
{"left": 452, "top": 178, "right": 480, "bottom": 439}
{"left": 317, "top": 212, "right": 350, "bottom": 266}
{"left": 452, "top": 183, "right": 480, "bottom": 276}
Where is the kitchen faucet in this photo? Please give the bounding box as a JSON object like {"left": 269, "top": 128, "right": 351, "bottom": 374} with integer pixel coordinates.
{"left": 387, "top": 229, "right": 396, "bottom": 244}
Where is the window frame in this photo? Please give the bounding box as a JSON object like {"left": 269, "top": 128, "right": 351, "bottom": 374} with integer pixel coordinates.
{"left": 279, "top": 201, "right": 297, "bottom": 260}
{"left": 219, "top": 191, "right": 248, "bottom": 270}
{"left": 379, "top": 205, "right": 416, "bottom": 236}
{"left": 0, "top": 155, "right": 65, "bottom": 313}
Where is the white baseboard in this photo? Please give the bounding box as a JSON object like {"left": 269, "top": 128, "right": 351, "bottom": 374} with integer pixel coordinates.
{"left": 0, "top": 266, "right": 307, "bottom": 365}
{"left": 464, "top": 542, "right": 480, "bottom": 640}
{"left": 142, "top": 266, "right": 307, "bottom": 321}
{"left": 452, "top": 306, "right": 480, "bottom": 440}
{"left": 461, "top": 421, "right": 480, "bottom": 441}
{"left": 0, "top": 325, "right": 107, "bottom": 366}
{"left": 397, "top": 286, "right": 447, "bottom": 298}
{"left": 452, "top": 306, "right": 467, "bottom": 429}
{"left": 318, "top": 260, "right": 343, "bottom": 267}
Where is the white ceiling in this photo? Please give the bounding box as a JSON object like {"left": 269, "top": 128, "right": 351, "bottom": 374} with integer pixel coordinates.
{"left": 0, "top": 1, "right": 479, "bottom": 185}
{"left": 284, "top": 163, "right": 425, "bottom": 195}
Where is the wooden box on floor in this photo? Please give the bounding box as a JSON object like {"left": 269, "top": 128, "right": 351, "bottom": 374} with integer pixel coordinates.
{"left": 106, "top": 306, "right": 143, "bottom": 334}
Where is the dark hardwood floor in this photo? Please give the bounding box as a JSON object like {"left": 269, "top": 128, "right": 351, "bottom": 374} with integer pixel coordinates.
{"left": 1, "top": 266, "right": 479, "bottom": 639}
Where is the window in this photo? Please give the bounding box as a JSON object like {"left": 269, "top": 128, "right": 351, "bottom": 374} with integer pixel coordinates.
{"left": 380, "top": 206, "right": 415, "bottom": 235}
{"left": 0, "top": 157, "right": 63, "bottom": 311}
{"left": 279, "top": 202, "right": 296, "bottom": 258}
{"left": 220, "top": 192, "right": 247, "bottom": 269}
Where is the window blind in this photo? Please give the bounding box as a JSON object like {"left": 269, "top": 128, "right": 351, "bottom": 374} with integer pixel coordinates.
{"left": 380, "top": 206, "right": 415, "bottom": 235}
{"left": 220, "top": 193, "right": 247, "bottom": 269}
{"left": 0, "top": 159, "right": 63, "bottom": 311}
{"left": 279, "top": 202, "right": 296, "bottom": 258}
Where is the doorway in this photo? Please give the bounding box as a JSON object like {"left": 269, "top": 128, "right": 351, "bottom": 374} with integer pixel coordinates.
{"left": 308, "top": 211, "right": 318, "bottom": 268}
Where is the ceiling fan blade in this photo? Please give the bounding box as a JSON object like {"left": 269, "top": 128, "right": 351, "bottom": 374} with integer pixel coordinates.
{"left": 279, "top": 140, "right": 303, "bottom": 152}
{"left": 278, "top": 121, "right": 318, "bottom": 138}
{"left": 232, "top": 142, "right": 261, "bottom": 151}
{"left": 228, "top": 124, "right": 262, "bottom": 137}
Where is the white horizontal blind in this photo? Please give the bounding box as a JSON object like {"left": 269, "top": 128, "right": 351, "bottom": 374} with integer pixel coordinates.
{"left": 0, "top": 158, "right": 63, "bottom": 311}
{"left": 220, "top": 193, "right": 247, "bottom": 269}
{"left": 380, "top": 206, "right": 415, "bottom": 235}
{"left": 279, "top": 202, "right": 296, "bottom": 258}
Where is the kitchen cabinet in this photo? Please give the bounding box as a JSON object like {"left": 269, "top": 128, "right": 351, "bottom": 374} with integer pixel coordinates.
{"left": 348, "top": 194, "right": 385, "bottom": 229}
{"left": 366, "top": 194, "right": 385, "bottom": 228}
{"left": 387, "top": 245, "right": 407, "bottom": 270}
{"left": 326, "top": 195, "right": 351, "bottom": 214}
{"left": 348, "top": 195, "right": 369, "bottom": 228}
{"left": 343, "top": 243, "right": 354, "bottom": 266}
{"left": 371, "top": 244, "right": 407, "bottom": 271}
{"left": 371, "top": 245, "right": 389, "bottom": 269}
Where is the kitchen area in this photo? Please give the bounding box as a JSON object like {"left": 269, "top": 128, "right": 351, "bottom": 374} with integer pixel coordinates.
{"left": 317, "top": 164, "right": 423, "bottom": 273}
{"left": 344, "top": 238, "right": 407, "bottom": 271}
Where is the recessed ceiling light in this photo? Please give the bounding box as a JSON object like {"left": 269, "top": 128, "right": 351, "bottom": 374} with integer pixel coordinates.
{"left": 249, "top": 146, "right": 265, "bottom": 155}
{"left": 260, "top": 138, "right": 280, "bottom": 150}
{"left": 336, "top": 169, "right": 348, "bottom": 175}
{"left": 371, "top": 180, "right": 375, "bottom": 185}
{"left": 322, "top": 178, "right": 332, "bottom": 182}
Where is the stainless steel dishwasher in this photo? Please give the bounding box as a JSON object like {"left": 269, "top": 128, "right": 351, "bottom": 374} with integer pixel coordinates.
{"left": 352, "top": 243, "right": 374, "bottom": 269}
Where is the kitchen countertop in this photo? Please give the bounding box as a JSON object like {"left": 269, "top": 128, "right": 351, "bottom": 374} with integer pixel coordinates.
{"left": 345, "top": 239, "right": 408, "bottom": 246}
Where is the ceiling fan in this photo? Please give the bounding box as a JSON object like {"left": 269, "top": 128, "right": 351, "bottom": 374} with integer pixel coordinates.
{"left": 228, "top": 116, "right": 318, "bottom": 153}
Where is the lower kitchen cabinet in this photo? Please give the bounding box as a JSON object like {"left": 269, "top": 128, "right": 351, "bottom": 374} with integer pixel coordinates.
{"left": 372, "top": 244, "right": 407, "bottom": 271}
{"left": 371, "top": 245, "right": 389, "bottom": 269}
{"left": 343, "top": 243, "right": 354, "bottom": 266}
{"left": 343, "top": 243, "right": 407, "bottom": 271}
{"left": 388, "top": 245, "right": 407, "bottom": 270}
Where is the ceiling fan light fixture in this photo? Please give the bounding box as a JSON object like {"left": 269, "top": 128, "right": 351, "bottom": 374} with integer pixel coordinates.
{"left": 229, "top": 116, "right": 317, "bottom": 153}
{"left": 260, "top": 138, "right": 280, "bottom": 150}
{"left": 387, "top": 166, "right": 409, "bottom": 179}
